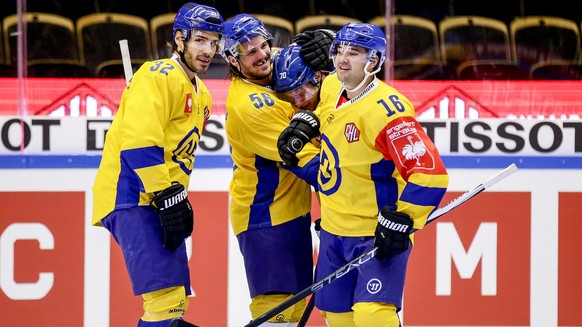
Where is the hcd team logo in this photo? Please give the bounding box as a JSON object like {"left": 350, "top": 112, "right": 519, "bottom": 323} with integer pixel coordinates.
{"left": 318, "top": 134, "right": 342, "bottom": 196}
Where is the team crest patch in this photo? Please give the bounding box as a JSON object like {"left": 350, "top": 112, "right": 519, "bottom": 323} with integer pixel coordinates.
{"left": 344, "top": 122, "right": 360, "bottom": 143}
{"left": 184, "top": 93, "right": 192, "bottom": 116}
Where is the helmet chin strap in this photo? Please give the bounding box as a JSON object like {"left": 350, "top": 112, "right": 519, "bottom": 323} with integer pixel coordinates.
{"left": 343, "top": 61, "right": 378, "bottom": 93}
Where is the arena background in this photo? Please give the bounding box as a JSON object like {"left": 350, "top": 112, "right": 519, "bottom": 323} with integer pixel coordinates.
{"left": 1, "top": 0, "right": 582, "bottom": 326}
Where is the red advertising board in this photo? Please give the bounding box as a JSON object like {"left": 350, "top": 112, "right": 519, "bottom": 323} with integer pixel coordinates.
{"left": 108, "top": 191, "right": 230, "bottom": 327}
{"left": 558, "top": 192, "right": 582, "bottom": 326}
{"left": 1, "top": 179, "right": 581, "bottom": 326}
{"left": 404, "top": 192, "right": 531, "bottom": 326}
{"left": 1, "top": 78, "right": 581, "bottom": 118}
{"left": 0, "top": 191, "right": 85, "bottom": 326}
{"left": 0, "top": 191, "right": 229, "bottom": 327}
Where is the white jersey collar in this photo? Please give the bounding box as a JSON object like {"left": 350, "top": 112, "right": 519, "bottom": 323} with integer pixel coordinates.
{"left": 337, "top": 77, "right": 379, "bottom": 109}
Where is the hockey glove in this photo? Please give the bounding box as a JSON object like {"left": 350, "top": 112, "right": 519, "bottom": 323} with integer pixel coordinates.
{"left": 293, "top": 29, "right": 335, "bottom": 71}
{"left": 313, "top": 218, "right": 321, "bottom": 238}
{"left": 277, "top": 110, "right": 320, "bottom": 167}
{"left": 374, "top": 205, "right": 414, "bottom": 260}
{"left": 152, "top": 182, "right": 194, "bottom": 250}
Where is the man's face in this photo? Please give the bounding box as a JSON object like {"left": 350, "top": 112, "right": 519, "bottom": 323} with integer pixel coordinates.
{"left": 333, "top": 44, "right": 370, "bottom": 89}
{"left": 183, "top": 30, "right": 222, "bottom": 74}
{"left": 235, "top": 35, "right": 272, "bottom": 80}
{"left": 278, "top": 79, "right": 321, "bottom": 111}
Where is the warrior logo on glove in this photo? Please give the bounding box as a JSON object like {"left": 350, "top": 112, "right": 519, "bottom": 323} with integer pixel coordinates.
{"left": 152, "top": 182, "right": 194, "bottom": 250}
{"left": 378, "top": 215, "right": 411, "bottom": 233}
{"left": 158, "top": 187, "right": 188, "bottom": 210}
{"left": 374, "top": 205, "right": 414, "bottom": 260}
{"left": 277, "top": 109, "right": 320, "bottom": 167}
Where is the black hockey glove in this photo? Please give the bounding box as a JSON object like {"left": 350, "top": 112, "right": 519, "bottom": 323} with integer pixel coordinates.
{"left": 374, "top": 205, "right": 414, "bottom": 260}
{"left": 293, "top": 29, "right": 335, "bottom": 71}
{"left": 152, "top": 182, "right": 194, "bottom": 250}
{"left": 313, "top": 218, "right": 321, "bottom": 238}
{"left": 277, "top": 110, "right": 320, "bottom": 167}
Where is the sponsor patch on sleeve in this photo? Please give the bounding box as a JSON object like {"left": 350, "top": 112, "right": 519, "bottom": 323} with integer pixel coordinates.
{"left": 386, "top": 118, "right": 436, "bottom": 172}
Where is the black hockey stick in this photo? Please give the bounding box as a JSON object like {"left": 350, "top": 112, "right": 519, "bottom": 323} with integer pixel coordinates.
{"left": 297, "top": 270, "right": 317, "bottom": 327}
{"left": 244, "top": 163, "right": 518, "bottom": 327}
{"left": 298, "top": 219, "right": 322, "bottom": 327}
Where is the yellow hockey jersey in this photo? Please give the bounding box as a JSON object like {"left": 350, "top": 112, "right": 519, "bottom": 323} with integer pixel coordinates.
{"left": 315, "top": 74, "right": 449, "bottom": 237}
{"left": 92, "top": 57, "right": 211, "bottom": 225}
{"left": 226, "top": 77, "right": 320, "bottom": 235}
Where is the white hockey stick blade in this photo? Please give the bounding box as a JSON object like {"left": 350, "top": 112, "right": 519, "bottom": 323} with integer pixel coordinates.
{"left": 119, "top": 39, "right": 133, "bottom": 84}
{"left": 243, "top": 163, "right": 519, "bottom": 327}
{"left": 425, "top": 162, "right": 519, "bottom": 225}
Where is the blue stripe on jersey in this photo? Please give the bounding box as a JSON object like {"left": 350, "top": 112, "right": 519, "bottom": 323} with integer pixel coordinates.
{"left": 116, "top": 146, "right": 165, "bottom": 205}
{"left": 400, "top": 182, "right": 448, "bottom": 207}
{"left": 371, "top": 159, "right": 399, "bottom": 211}
{"left": 120, "top": 146, "right": 165, "bottom": 169}
{"left": 284, "top": 155, "right": 320, "bottom": 188}
{"left": 248, "top": 156, "right": 278, "bottom": 228}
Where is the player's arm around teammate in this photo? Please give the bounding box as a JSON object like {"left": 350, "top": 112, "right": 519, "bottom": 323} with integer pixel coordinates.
{"left": 221, "top": 14, "right": 335, "bottom": 326}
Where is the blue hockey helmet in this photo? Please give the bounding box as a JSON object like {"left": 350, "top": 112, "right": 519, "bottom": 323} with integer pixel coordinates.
{"left": 273, "top": 43, "right": 322, "bottom": 109}
{"left": 330, "top": 22, "right": 387, "bottom": 69}
{"left": 272, "top": 43, "right": 318, "bottom": 93}
{"left": 173, "top": 2, "right": 224, "bottom": 41}
{"left": 222, "top": 14, "right": 273, "bottom": 59}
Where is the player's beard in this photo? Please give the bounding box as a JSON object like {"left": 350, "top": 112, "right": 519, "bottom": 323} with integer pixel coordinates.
{"left": 182, "top": 46, "right": 212, "bottom": 75}
{"left": 240, "top": 55, "right": 271, "bottom": 81}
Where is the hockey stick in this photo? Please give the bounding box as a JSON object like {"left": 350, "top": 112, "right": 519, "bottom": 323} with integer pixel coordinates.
{"left": 119, "top": 39, "right": 133, "bottom": 84}
{"left": 244, "top": 163, "right": 518, "bottom": 327}
{"left": 298, "top": 219, "right": 322, "bottom": 327}
{"left": 297, "top": 293, "right": 315, "bottom": 327}
{"left": 297, "top": 265, "right": 317, "bottom": 327}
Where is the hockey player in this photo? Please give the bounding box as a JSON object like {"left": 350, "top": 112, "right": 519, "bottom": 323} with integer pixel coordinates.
{"left": 272, "top": 42, "right": 334, "bottom": 111}
{"left": 277, "top": 22, "right": 449, "bottom": 326}
{"left": 221, "top": 14, "right": 331, "bottom": 326}
{"left": 91, "top": 3, "right": 224, "bottom": 327}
